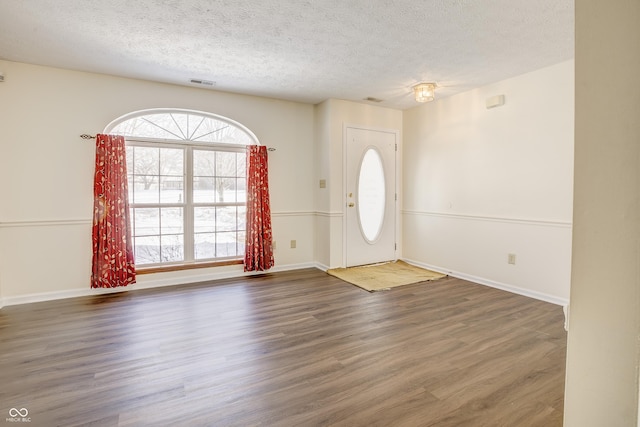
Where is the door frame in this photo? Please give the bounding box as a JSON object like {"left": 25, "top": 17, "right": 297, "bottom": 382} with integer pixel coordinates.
{"left": 342, "top": 124, "right": 400, "bottom": 267}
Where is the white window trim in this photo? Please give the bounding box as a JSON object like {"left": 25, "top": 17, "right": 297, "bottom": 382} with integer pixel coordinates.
{"left": 104, "top": 108, "right": 259, "bottom": 269}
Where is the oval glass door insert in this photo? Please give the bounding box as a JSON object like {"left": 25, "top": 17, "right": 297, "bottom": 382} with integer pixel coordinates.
{"left": 357, "top": 147, "right": 386, "bottom": 242}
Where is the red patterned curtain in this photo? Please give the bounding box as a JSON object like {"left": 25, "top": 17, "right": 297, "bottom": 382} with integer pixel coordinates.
{"left": 244, "top": 145, "right": 275, "bottom": 271}
{"left": 91, "top": 134, "right": 136, "bottom": 288}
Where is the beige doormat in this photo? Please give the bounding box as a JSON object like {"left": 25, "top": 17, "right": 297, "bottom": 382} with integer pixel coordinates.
{"left": 327, "top": 260, "right": 446, "bottom": 292}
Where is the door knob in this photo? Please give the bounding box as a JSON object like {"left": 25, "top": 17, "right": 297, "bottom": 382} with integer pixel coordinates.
{"left": 348, "top": 202, "right": 355, "bottom": 207}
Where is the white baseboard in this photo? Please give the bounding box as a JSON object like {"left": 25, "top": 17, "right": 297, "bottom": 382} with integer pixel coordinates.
{"left": 1, "top": 259, "right": 570, "bottom": 310}
{"left": 314, "top": 262, "right": 330, "bottom": 272}
{"left": 402, "top": 258, "right": 570, "bottom": 307}
{"left": 1, "top": 285, "right": 130, "bottom": 307}
{"left": 0, "top": 262, "right": 321, "bottom": 307}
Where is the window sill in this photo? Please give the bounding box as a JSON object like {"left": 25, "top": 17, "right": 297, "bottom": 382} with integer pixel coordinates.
{"left": 136, "top": 259, "right": 243, "bottom": 275}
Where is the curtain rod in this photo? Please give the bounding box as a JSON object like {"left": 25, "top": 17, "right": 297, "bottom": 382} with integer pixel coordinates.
{"left": 79, "top": 134, "right": 275, "bottom": 151}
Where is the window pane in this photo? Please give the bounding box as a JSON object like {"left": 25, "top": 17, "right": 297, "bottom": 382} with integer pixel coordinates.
{"left": 358, "top": 148, "right": 386, "bottom": 242}
{"left": 237, "top": 206, "right": 246, "bottom": 231}
{"left": 217, "top": 232, "right": 238, "bottom": 257}
{"left": 161, "top": 208, "right": 183, "bottom": 235}
{"left": 126, "top": 146, "right": 134, "bottom": 172}
{"left": 194, "top": 233, "right": 215, "bottom": 259}
{"left": 160, "top": 176, "right": 184, "bottom": 204}
{"left": 194, "top": 150, "right": 215, "bottom": 177}
{"left": 160, "top": 148, "right": 184, "bottom": 176}
{"left": 125, "top": 144, "right": 247, "bottom": 265}
{"left": 118, "top": 115, "right": 182, "bottom": 140}
{"left": 237, "top": 231, "right": 246, "bottom": 255}
{"left": 134, "top": 175, "right": 159, "bottom": 204}
{"left": 194, "top": 207, "right": 215, "bottom": 233}
{"left": 188, "top": 115, "right": 206, "bottom": 140}
{"left": 236, "top": 178, "right": 247, "bottom": 203}
{"left": 170, "top": 114, "right": 189, "bottom": 139}
{"left": 217, "top": 207, "right": 237, "bottom": 232}
{"left": 133, "top": 147, "right": 159, "bottom": 175}
{"left": 161, "top": 234, "right": 184, "bottom": 262}
{"left": 236, "top": 153, "right": 246, "bottom": 177}
{"left": 135, "top": 235, "right": 161, "bottom": 264}
{"left": 127, "top": 176, "right": 134, "bottom": 204}
{"left": 216, "top": 178, "right": 236, "bottom": 202}
{"left": 216, "top": 151, "right": 236, "bottom": 177}
{"left": 193, "top": 177, "right": 215, "bottom": 203}
{"left": 112, "top": 112, "right": 256, "bottom": 144}
{"left": 191, "top": 119, "right": 252, "bottom": 144}
{"left": 134, "top": 208, "right": 159, "bottom": 236}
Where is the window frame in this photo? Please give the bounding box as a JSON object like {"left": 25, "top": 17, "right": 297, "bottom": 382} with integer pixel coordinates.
{"left": 104, "top": 109, "right": 259, "bottom": 273}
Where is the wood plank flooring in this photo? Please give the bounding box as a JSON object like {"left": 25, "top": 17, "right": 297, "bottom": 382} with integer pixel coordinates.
{"left": 0, "top": 269, "right": 566, "bottom": 426}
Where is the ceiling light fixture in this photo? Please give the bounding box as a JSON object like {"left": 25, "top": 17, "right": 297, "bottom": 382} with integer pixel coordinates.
{"left": 412, "top": 82, "right": 436, "bottom": 103}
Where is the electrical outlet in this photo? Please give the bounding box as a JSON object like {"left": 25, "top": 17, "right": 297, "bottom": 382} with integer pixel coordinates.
{"left": 319, "top": 179, "right": 326, "bottom": 188}
{"left": 508, "top": 253, "right": 516, "bottom": 265}
{"left": 290, "top": 240, "right": 297, "bottom": 249}
{"left": 272, "top": 241, "right": 277, "bottom": 250}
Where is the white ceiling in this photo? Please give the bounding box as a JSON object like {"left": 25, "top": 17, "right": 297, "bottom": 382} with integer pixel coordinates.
{"left": 0, "top": 0, "right": 574, "bottom": 110}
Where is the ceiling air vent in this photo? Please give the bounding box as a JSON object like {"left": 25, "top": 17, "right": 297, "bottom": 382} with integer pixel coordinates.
{"left": 189, "top": 79, "right": 215, "bottom": 86}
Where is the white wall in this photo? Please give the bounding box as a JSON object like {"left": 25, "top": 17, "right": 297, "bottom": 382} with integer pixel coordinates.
{"left": 314, "top": 98, "right": 403, "bottom": 269}
{"left": 0, "top": 60, "right": 316, "bottom": 305}
{"left": 403, "top": 60, "right": 574, "bottom": 304}
{"left": 0, "top": 59, "right": 575, "bottom": 309}
{"left": 564, "top": 1, "right": 640, "bottom": 424}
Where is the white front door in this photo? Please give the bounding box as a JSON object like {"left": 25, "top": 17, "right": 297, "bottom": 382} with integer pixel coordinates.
{"left": 345, "top": 126, "right": 397, "bottom": 267}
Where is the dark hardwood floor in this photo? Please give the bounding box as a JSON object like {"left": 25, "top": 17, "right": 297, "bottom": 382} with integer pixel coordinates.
{"left": 0, "top": 268, "right": 566, "bottom": 426}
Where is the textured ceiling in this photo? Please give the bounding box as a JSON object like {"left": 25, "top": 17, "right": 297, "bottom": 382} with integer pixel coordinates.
{"left": 0, "top": 0, "right": 574, "bottom": 110}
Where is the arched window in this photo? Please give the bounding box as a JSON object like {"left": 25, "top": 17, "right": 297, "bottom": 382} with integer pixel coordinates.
{"left": 105, "top": 109, "right": 259, "bottom": 268}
